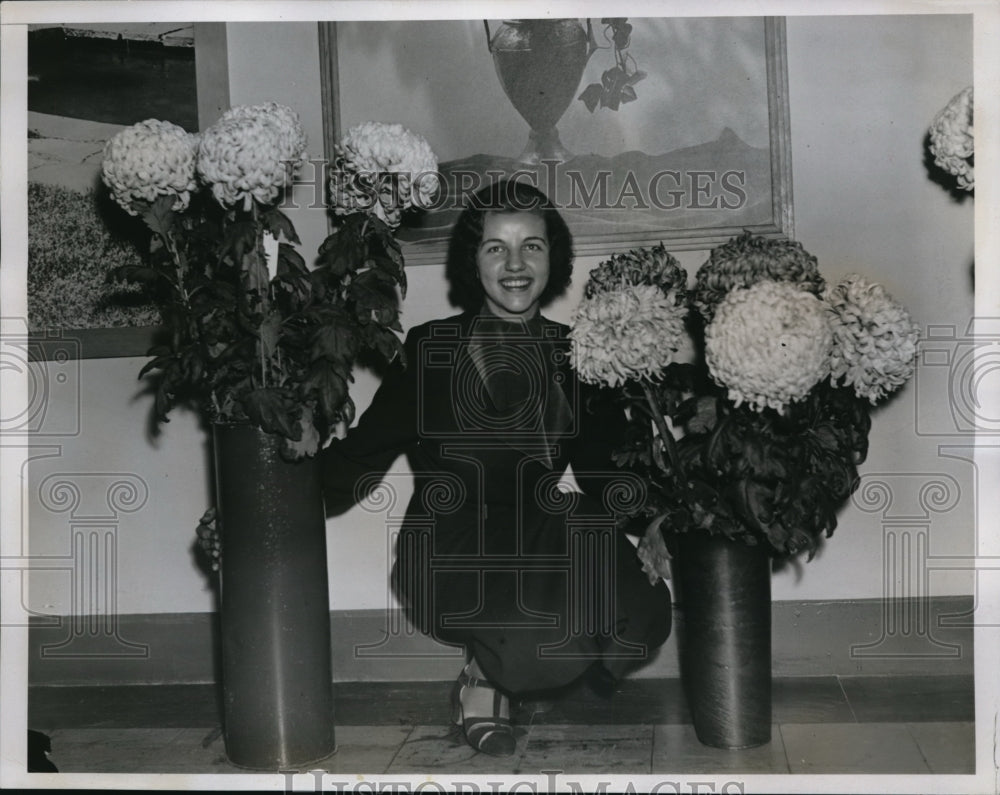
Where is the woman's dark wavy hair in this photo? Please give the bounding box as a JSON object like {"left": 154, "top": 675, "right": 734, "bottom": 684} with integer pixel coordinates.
{"left": 445, "top": 179, "right": 574, "bottom": 313}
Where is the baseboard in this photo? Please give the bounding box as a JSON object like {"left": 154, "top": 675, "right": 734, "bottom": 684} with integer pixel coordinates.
{"left": 27, "top": 596, "right": 974, "bottom": 686}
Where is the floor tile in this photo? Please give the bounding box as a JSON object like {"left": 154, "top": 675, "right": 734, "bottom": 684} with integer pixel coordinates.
{"left": 524, "top": 678, "right": 689, "bottom": 725}
{"left": 772, "top": 677, "right": 855, "bottom": 723}
{"left": 46, "top": 728, "right": 191, "bottom": 773}
{"left": 301, "top": 725, "right": 415, "bottom": 774}
{"left": 907, "top": 722, "right": 976, "bottom": 774}
{"left": 780, "top": 722, "right": 930, "bottom": 773}
{"left": 167, "top": 725, "right": 416, "bottom": 775}
{"left": 148, "top": 728, "right": 239, "bottom": 774}
{"left": 386, "top": 724, "right": 529, "bottom": 774}
{"left": 652, "top": 724, "right": 789, "bottom": 773}
{"left": 519, "top": 724, "right": 653, "bottom": 774}
{"left": 839, "top": 675, "right": 974, "bottom": 722}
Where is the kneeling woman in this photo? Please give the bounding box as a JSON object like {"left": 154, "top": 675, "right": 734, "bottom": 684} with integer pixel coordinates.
{"left": 323, "top": 180, "right": 672, "bottom": 756}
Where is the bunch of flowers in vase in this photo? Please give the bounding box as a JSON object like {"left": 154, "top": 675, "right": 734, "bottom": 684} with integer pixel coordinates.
{"left": 569, "top": 232, "right": 921, "bottom": 573}
{"left": 102, "top": 107, "right": 438, "bottom": 460}
{"left": 102, "top": 109, "right": 439, "bottom": 768}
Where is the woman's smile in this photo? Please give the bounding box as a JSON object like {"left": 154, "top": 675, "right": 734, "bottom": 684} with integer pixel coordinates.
{"left": 476, "top": 211, "right": 551, "bottom": 319}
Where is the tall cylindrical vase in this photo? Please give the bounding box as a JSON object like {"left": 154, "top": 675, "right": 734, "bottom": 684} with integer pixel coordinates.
{"left": 674, "top": 532, "right": 772, "bottom": 749}
{"left": 214, "top": 423, "right": 335, "bottom": 770}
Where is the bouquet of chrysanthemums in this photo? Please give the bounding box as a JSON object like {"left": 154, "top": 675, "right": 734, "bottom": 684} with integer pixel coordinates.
{"left": 102, "top": 107, "right": 437, "bottom": 459}
{"left": 569, "top": 233, "right": 919, "bottom": 575}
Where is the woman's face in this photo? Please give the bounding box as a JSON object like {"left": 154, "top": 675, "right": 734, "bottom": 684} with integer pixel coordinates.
{"left": 475, "top": 211, "right": 550, "bottom": 319}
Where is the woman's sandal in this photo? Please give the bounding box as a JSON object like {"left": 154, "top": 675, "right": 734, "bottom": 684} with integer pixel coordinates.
{"left": 450, "top": 666, "right": 516, "bottom": 757}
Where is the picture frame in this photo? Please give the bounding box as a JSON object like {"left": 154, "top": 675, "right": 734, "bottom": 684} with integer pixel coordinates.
{"left": 26, "top": 22, "right": 229, "bottom": 361}
{"left": 319, "top": 16, "right": 792, "bottom": 265}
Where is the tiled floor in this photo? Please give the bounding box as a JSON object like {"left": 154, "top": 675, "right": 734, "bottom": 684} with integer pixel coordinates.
{"left": 27, "top": 675, "right": 974, "bottom": 775}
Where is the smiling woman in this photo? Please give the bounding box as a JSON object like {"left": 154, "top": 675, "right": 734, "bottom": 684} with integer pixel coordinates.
{"left": 475, "top": 212, "right": 551, "bottom": 319}
{"left": 322, "top": 179, "right": 673, "bottom": 757}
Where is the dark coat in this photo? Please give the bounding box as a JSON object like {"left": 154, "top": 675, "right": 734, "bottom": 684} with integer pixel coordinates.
{"left": 323, "top": 311, "right": 671, "bottom": 693}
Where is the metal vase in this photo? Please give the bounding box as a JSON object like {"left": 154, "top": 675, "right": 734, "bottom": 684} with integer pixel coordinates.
{"left": 487, "top": 18, "right": 592, "bottom": 163}
{"left": 213, "top": 423, "right": 335, "bottom": 770}
{"left": 674, "top": 532, "right": 772, "bottom": 749}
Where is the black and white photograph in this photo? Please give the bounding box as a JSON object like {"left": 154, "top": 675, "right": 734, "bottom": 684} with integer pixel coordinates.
{"left": 1, "top": 0, "right": 996, "bottom": 792}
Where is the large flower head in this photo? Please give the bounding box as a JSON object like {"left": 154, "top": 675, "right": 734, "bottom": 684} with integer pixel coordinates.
{"left": 584, "top": 243, "right": 687, "bottom": 302}
{"left": 825, "top": 275, "right": 920, "bottom": 403}
{"left": 329, "top": 121, "right": 439, "bottom": 227}
{"left": 570, "top": 284, "right": 688, "bottom": 388}
{"left": 705, "top": 280, "right": 833, "bottom": 413}
{"left": 693, "top": 232, "right": 825, "bottom": 322}
{"left": 102, "top": 119, "right": 199, "bottom": 216}
{"left": 928, "top": 86, "right": 974, "bottom": 191}
{"left": 197, "top": 102, "right": 307, "bottom": 208}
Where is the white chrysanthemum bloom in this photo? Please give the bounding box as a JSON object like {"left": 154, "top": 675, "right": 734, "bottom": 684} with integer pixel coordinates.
{"left": 825, "top": 274, "right": 920, "bottom": 403}
{"left": 101, "top": 119, "right": 198, "bottom": 216}
{"left": 330, "top": 121, "right": 439, "bottom": 227}
{"left": 221, "top": 102, "right": 308, "bottom": 170}
{"left": 569, "top": 282, "right": 688, "bottom": 387}
{"left": 197, "top": 103, "right": 307, "bottom": 208}
{"left": 706, "top": 280, "right": 833, "bottom": 413}
{"left": 929, "top": 86, "right": 974, "bottom": 190}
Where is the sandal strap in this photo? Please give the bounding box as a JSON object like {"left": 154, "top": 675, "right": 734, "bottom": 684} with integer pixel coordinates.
{"left": 457, "top": 667, "right": 510, "bottom": 720}
{"left": 457, "top": 668, "right": 492, "bottom": 691}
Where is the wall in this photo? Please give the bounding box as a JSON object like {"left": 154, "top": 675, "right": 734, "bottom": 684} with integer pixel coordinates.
{"left": 26, "top": 14, "right": 975, "bottom": 622}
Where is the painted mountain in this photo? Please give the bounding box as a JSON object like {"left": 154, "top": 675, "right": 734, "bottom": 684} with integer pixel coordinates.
{"left": 396, "top": 127, "right": 777, "bottom": 260}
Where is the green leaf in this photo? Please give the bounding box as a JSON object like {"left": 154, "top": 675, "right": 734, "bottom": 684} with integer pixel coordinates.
{"left": 140, "top": 195, "right": 177, "bottom": 238}
{"left": 350, "top": 269, "right": 399, "bottom": 326}
{"left": 601, "top": 66, "right": 625, "bottom": 89}
{"left": 138, "top": 354, "right": 174, "bottom": 380}
{"left": 682, "top": 396, "right": 718, "bottom": 434}
{"left": 259, "top": 311, "right": 282, "bottom": 361}
{"left": 311, "top": 321, "right": 359, "bottom": 364}
{"left": 578, "top": 83, "right": 603, "bottom": 113}
{"left": 305, "top": 364, "right": 348, "bottom": 421}
{"left": 261, "top": 207, "right": 301, "bottom": 245}
{"left": 318, "top": 217, "right": 364, "bottom": 277}
{"left": 242, "top": 388, "right": 300, "bottom": 440}
{"left": 277, "top": 243, "right": 307, "bottom": 276}
{"left": 371, "top": 327, "right": 405, "bottom": 364}
{"left": 222, "top": 220, "right": 258, "bottom": 265}
{"left": 281, "top": 407, "right": 320, "bottom": 460}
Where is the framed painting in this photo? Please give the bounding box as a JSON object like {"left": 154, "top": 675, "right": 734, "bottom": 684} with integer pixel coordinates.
{"left": 319, "top": 16, "right": 792, "bottom": 265}
{"left": 26, "top": 22, "right": 228, "bottom": 360}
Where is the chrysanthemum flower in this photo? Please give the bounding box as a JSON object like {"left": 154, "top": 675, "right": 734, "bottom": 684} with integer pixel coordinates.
{"left": 329, "top": 121, "right": 439, "bottom": 227}
{"left": 693, "top": 232, "right": 825, "bottom": 322}
{"left": 570, "top": 283, "right": 688, "bottom": 387}
{"left": 197, "top": 103, "right": 307, "bottom": 208}
{"left": 928, "top": 86, "right": 974, "bottom": 191}
{"left": 101, "top": 119, "right": 199, "bottom": 216}
{"left": 705, "top": 280, "right": 833, "bottom": 413}
{"left": 825, "top": 275, "right": 919, "bottom": 403}
{"left": 584, "top": 243, "right": 687, "bottom": 301}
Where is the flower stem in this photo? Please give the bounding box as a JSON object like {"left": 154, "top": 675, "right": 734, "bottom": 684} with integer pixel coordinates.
{"left": 640, "top": 381, "right": 685, "bottom": 481}
{"left": 250, "top": 200, "right": 269, "bottom": 390}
